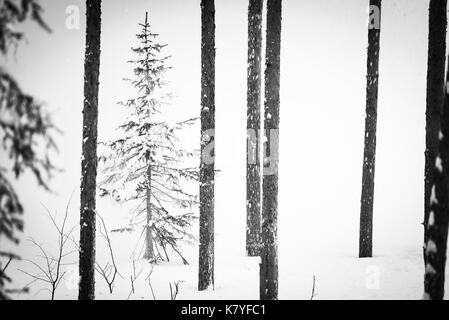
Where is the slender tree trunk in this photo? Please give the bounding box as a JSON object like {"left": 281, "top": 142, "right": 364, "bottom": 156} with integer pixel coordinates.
{"left": 260, "top": 0, "right": 281, "bottom": 301}
{"left": 198, "top": 0, "right": 215, "bottom": 291}
{"left": 424, "top": 64, "right": 449, "bottom": 301}
{"left": 359, "top": 0, "right": 382, "bottom": 258}
{"left": 424, "top": 0, "right": 447, "bottom": 267}
{"left": 144, "top": 163, "right": 154, "bottom": 260}
{"left": 424, "top": 0, "right": 449, "bottom": 300}
{"left": 142, "top": 13, "right": 154, "bottom": 262}
{"left": 246, "top": 0, "right": 263, "bottom": 257}
{"left": 79, "top": 0, "right": 101, "bottom": 300}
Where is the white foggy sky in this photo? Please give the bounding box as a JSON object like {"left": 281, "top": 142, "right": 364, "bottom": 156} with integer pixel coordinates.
{"left": 2, "top": 0, "right": 440, "bottom": 258}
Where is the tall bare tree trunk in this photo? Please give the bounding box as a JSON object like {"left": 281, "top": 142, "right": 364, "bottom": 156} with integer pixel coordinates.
{"left": 246, "top": 0, "right": 263, "bottom": 257}
{"left": 424, "top": 1, "right": 448, "bottom": 301}
{"left": 424, "top": 59, "right": 449, "bottom": 301}
{"left": 359, "top": 0, "right": 382, "bottom": 258}
{"left": 198, "top": 0, "right": 215, "bottom": 291}
{"left": 144, "top": 163, "right": 154, "bottom": 260}
{"left": 424, "top": 0, "right": 447, "bottom": 267}
{"left": 79, "top": 0, "right": 101, "bottom": 300}
{"left": 260, "top": 0, "right": 281, "bottom": 301}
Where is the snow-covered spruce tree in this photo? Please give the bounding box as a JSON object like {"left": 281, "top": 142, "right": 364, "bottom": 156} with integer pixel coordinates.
{"left": 423, "top": 0, "right": 447, "bottom": 267}
{"left": 79, "top": 0, "right": 101, "bottom": 301}
{"left": 99, "top": 13, "right": 198, "bottom": 265}
{"left": 0, "top": 0, "right": 55, "bottom": 300}
{"left": 260, "top": 0, "right": 281, "bottom": 301}
{"left": 359, "top": 0, "right": 382, "bottom": 258}
{"left": 246, "top": 0, "right": 263, "bottom": 257}
{"left": 198, "top": 0, "right": 215, "bottom": 291}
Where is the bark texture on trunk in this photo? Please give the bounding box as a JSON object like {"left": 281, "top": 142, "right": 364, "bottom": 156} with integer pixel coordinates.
{"left": 424, "top": 0, "right": 448, "bottom": 301}
{"left": 198, "top": 0, "right": 215, "bottom": 291}
{"left": 79, "top": 0, "right": 101, "bottom": 301}
{"left": 424, "top": 0, "right": 447, "bottom": 267}
{"left": 144, "top": 163, "right": 154, "bottom": 260}
{"left": 424, "top": 60, "right": 449, "bottom": 301}
{"left": 246, "top": 0, "right": 263, "bottom": 257}
{"left": 359, "top": 0, "right": 382, "bottom": 258}
{"left": 260, "top": 0, "right": 281, "bottom": 301}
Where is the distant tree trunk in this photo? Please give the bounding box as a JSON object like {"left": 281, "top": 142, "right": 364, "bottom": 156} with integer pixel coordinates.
{"left": 424, "top": 65, "right": 449, "bottom": 301}
{"left": 260, "top": 0, "right": 281, "bottom": 301}
{"left": 198, "top": 0, "right": 215, "bottom": 291}
{"left": 144, "top": 162, "right": 154, "bottom": 260}
{"left": 246, "top": 0, "right": 263, "bottom": 257}
{"left": 359, "top": 0, "right": 382, "bottom": 258}
{"left": 79, "top": 0, "right": 101, "bottom": 300}
{"left": 424, "top": 0, "right": 447, "bottom": 267}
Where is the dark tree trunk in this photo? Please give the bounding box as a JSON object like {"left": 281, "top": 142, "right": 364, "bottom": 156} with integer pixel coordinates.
{"left": 144, "top": 163, "right": 154, "bottom": 260}
{"left": 198, "top": 0, "right": 215, "bottom": 291}
{"left": 359, "top": 0, "right": 382, "bottom": 258}
{"left": 424, "top": 62, "right": 449, "bottom": 301}
{"left": 424, "top": 0, "right": 447, "bottom": 267}
{"left": 79, "top": 0, "right": 101, "bottom": 300}
{"left": 260, "top": 0, "right": 281, "bottom": 301}
{"left": 424, "top": 1, "right": 448, "bottom": 301}
{"left": 246, "top": 0, "right": 263, "bottom": 257}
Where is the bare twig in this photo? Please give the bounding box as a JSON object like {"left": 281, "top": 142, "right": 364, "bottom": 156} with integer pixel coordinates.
{"left": 169, "top": 280, "right": 183, "bottom": 300}
{"left": 127, "top": 260, "right": 143, "bottom": 300}
{"left": 66, "top": 210, "right": 124, "bottom": 294}
{"left": 95, "top": 212, "right": 123, "bottom": 294}
{"left": 18, "top": 197, "right": 75, "bottom": 300}
{"left": 145, "top": 265, "right": 156, "bottom": 300}
{"left": 310, "top": 275, "right": 318, "bottom": 300}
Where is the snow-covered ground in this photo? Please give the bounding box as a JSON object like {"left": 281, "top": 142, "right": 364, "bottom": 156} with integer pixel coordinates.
{"left": 8, "top": 216, "right": 446, "bottom": 300}
{"left": 7, "top": 160, "right": 449, "bottom": 300}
